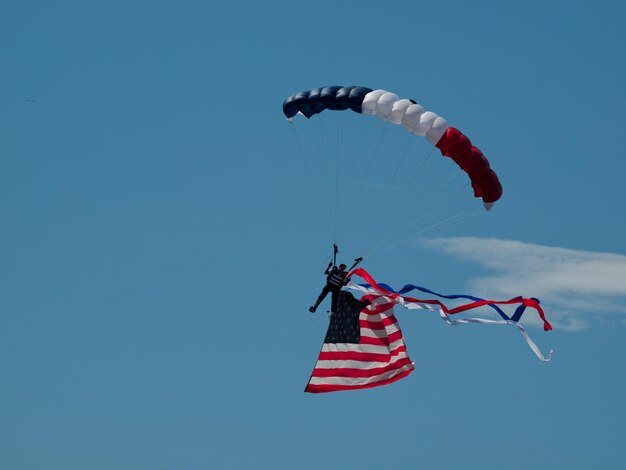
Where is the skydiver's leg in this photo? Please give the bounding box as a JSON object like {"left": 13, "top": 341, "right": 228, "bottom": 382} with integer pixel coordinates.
{"left": 310, "top": 284, "right": 331, "bottom": 313}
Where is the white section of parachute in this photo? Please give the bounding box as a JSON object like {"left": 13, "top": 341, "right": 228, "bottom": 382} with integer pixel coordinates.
{"left": 361, "top": 90, "right": 450, "bottom": 145}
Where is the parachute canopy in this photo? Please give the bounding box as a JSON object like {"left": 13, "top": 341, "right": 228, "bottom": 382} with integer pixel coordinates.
{"left": 283, "top": 86, "right": 502, "bottom": 209}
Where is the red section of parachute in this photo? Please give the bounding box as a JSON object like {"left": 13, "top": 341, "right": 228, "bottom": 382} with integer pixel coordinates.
{"left": 435, "top": 127, "right": 503, "bottom": 204}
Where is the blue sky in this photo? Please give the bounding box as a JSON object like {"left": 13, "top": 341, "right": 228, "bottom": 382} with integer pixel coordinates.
{"left": 2, "top": 1, "right": 625, "bottom": 468}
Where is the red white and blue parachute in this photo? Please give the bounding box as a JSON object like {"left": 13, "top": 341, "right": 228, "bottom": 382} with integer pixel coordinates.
{"left": 283, "top": 85, "right": 502, "bottom": 209}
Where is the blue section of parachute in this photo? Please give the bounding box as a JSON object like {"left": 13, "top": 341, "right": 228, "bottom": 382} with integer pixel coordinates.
{"left": 283, "top": 86, "right": 373, "bottom": 119}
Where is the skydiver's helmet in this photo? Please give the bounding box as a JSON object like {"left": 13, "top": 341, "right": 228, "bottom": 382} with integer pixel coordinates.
{"left": 339, "top": 264, "right": 347, "bottom": 271}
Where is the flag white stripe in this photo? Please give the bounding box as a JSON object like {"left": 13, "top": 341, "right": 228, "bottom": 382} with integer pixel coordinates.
{"left": 320, "top": 339, "right": 407, "bottom": 355}
{"left": 315, "top": 353, "right": 411, "bottom": 371}
{"left": 360, "top": 323, "right": 400, "bottom": 338}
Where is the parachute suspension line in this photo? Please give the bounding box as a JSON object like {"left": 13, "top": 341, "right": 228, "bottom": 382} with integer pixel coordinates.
{"left": 365, "top": 188, "right": 480, "bottom": 256}
{"left": 440, "top": 166, "right": 463, "bottom": 189}
{"left": 361, "top": 237, "right": 394, "bottom": 259}
{"left": 405, "top": 156, "right": 463, "bottom": 229}
{"left": 343, "top": 115, "right": 368, "bottom": 233}
{"left": 349, "top": 115, "right": 368, "bottom": 175}
{"left": 430, "top": 176, "right": 467, "bottom": 205}
{"left": 380, "top": 132, "right": 416, "bottom": 210}
{"left": 365, "top": 145, "right": 442, "bottom": 247}
{"left": 312, "top": 112, "right": 341, "bottom": 243}
{"left": 334, "top": 143, "right": 339, "bottom": 243}
{"left": 363, "top": 209, "right": 479, "bottom": 258}
{"left": 340, "top": 119, "right": 390, "bottom": 251}
{"left": 311, "top": 115, "right": 332, "bottom": 217}
{"left": 289, "top": 124, "right": 333, "bottom": 239}
{"left": 333, "top": 111, "right": 345, "bottom": 244}
{"left": 363, "top": 179, "right": 472, "bottom": 260}
{"left": 362, "top": 121, "right": 390, "bottom": 180}
{"left": 406, "top": 146, "right": 436, "bottom": 188}
{"left": 392, "top": 133, "right": 416, "bottom": 186}
{"left": 412, "top": 208, "right": 478, "bottom": 236}
{"left": 414, "top": 160, "right": 454, "bottom": 202}
{"left": 400, "top": 160, "right": 463, "bottom": 228}
{"left": 360, "top": 142, "right": 436, "bottom": 259}
{"left": 406, "top": 181, "right": 471, "bottom": 230}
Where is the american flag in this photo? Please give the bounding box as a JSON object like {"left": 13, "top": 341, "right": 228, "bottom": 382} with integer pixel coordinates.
{"left": 305, "top": 290, "right": 415, "bottom": 393}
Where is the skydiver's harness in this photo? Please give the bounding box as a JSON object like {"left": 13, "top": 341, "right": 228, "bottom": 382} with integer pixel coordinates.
{"left": 327, "top": 244, "right": 363, "bottom": 287}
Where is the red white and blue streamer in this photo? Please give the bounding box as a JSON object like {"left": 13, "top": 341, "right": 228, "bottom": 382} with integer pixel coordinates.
{"left": 346, "top": 268, "right": 553, "bottom": 362}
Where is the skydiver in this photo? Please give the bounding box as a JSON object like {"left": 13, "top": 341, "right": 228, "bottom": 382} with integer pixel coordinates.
{"left": 309, "top": 244, "right": 362, "bottom": 314}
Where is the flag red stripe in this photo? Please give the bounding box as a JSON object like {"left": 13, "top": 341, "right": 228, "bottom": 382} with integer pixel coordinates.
{"left": 305, "top": 369, "right": 413, "bottom": 393}
{"left": 311, "top": 357, "right": 414, "bottom": 378}
{"left": 359, "top": 329, "right": 404, "bottom": 346}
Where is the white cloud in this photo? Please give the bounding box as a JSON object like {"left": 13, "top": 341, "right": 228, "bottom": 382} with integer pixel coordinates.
{"left": 419, "top": 237, "right": 626, "bottom": 331}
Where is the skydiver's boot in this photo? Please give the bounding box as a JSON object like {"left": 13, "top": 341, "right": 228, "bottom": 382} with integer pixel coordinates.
{"left": 310, "top": 286, "right": 330, "bottom": 313}
{"left": 310, "top": 292, "right": 326, "bottom": 313}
